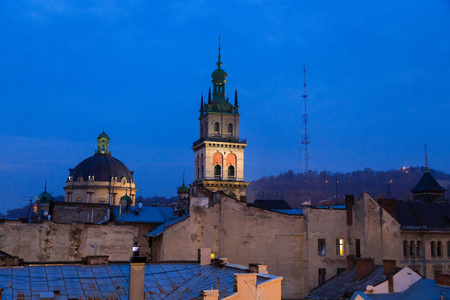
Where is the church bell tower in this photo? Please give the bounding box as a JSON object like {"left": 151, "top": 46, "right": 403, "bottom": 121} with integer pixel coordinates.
{"left": 191, "top": 42, "right": 249, "bottom": 200}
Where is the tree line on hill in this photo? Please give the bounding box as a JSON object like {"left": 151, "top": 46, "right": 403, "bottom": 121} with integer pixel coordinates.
{"left": 2, "top": 167, "right": 448, "bottom": 218}
{"left": 246, "top": 167, "right": 450, "bottom": 208}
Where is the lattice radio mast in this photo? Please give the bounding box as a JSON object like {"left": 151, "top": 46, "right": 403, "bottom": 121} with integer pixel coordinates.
{"left": 299, "top": 65, "right": 312, "bottom": 172}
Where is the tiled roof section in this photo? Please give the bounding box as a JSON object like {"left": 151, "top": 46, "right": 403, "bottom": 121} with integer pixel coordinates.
{"left": 307, "top": 265, "right": 388, "bottom": 300}
{"left": 411, "top": 172, "right": 446, "bottom": 192}
{"left": 0, "top": 262, "right": 274, "bottom": 300}
{"left": 396, "top": 201, "right": 450, "bottom": 230}
{"left": 112, "top": 206, "right": 178, "bottom": 224}
{"left": 249, "top": 199, "right": 292, "bottom": 209}
{"left": 350, "top": 278, "right": 450, "bottom": 300}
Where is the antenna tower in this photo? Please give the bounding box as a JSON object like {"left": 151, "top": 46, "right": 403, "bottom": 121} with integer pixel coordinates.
{"left": 299, "top": 65, "right": 312, "bottom": 172}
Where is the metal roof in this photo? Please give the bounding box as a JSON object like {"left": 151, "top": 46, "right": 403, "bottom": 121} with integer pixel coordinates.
{"left": 0, "top": 262, "right": 275, "bottom": 299}
{"left": 411, "top": 172, "right": 446, "bottom": 193}
{"left": 112, "top": 206, "right": 177, "bottom": 224}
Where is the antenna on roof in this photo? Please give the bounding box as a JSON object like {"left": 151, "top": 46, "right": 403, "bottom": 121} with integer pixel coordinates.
{"left": 425, "top": 145, "right": 429, "bottom": 172}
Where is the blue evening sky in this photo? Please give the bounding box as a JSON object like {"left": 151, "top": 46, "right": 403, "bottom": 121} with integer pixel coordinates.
{"left": 0, "top": 1, "right": 449, "bottom": 213}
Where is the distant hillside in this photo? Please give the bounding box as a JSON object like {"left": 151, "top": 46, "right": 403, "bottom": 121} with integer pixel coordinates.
{"left": 247, "top": 167, "right": 450, "bottom": 208}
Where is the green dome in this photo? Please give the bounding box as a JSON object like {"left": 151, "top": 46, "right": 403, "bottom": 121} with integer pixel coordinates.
{"left": 177, "top": 182, "right": 189, "bottom": 194}
{"left": 211, "top": 68, "right": 227, "bottom": 80}
{"left": 36, "top": 191, "right": 53, "bottom": 203}
{"left": 121, "top": 194, "right": 132, "bottom": 203}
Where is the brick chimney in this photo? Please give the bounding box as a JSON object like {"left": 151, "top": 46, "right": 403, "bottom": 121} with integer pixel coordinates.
{"left": 378, "top": 199, "right": 397, "bottom": 220}
{"left": 383, "top": 260, "right": 396, "bottom": 275}
{"left": 383, "top": 259, "right": 396, "bottom": 293}
{"left": 345, "top": 195, "right": 354, "bottom": 226}
{"left": 435, "top": 274, "right": 450, "bottom": 287}
{"left": 129, "top": 256, "right": 147, "bottom": 300}
{"left": 200, "top": 289, "right": 219, "bottom": 300}
{"left": 355, "top": 258, "right": 375, "bottom": 281}
{"left": 347, "top": 255, "right": 355, "bottom": 271}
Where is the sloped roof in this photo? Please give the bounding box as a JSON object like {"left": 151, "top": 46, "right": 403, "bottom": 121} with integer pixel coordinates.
{"left": 350, "top": 278, "right": 450, "bottom": 300}
{"left": 0, "top": 262, "right": 277, "bottom": 299}
{"left": 411, "top": 172, "right": 446, "bottom": 193}
{"left": 307, "top": 266, "right": 390, "bottom": 300}
{"left": 396, "top": 201, "right": 450, "bottom": 230}
{"left": 112, "top": 206, "right": 177, "bottom": 224}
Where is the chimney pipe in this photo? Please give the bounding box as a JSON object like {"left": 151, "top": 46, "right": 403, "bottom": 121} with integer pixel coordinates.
{"left": 129, "top": 256, "right": 146, "bottom": 300}
{"left": 345, "top": 195, "right": 354, "bottom": 226}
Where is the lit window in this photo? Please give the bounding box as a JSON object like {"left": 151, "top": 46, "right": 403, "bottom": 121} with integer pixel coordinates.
{"left": 99, "top": 198, "right": 105, "bottom": 203}
{"left": 336, "top": 239, "right": 344, "bottom": 256}
{"left": 76, "top": 198, "right": 82, "bottom": 202}
{"left": 318, "top": 239, "right": 326, "bottom": 256}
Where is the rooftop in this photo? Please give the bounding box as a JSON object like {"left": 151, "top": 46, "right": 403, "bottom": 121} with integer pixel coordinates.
{"left": 0, "top": 261, "right": 278, "bottom": 299}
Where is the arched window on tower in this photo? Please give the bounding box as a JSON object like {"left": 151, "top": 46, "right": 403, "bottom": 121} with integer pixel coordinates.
{"left": 431, "top": 241, "right": 436, "bottom": 257}
{"left": 214, "top": 122, "right": 220, "bottom": 135}
{"left": 228, "top": 165, "right": 235, "bottom": 179}
{"left": 417, "top": 241, "right": 422, "bottom": 257}
{"left": 410, "top": 241, "right": 415, "bottom": 257}
{"left": 437, "top": 241, "right": 442, "bottom": 257}
{"left": 227, "top": 123, "right": 233, "bottom": 135}
{"left": 403, "top": 241, "right": 408, "bottom": 257}
{"left": 214, "top": 165, "right": 221, "bottom": 178}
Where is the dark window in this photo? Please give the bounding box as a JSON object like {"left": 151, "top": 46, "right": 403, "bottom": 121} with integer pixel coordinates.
{"left": 431, "top": 241, "right": 436, "bottom": 257}
{"left": 410, "top": 241, "right": 415, "bottom": 257}
{"left": 447, "top": 241, "right": 450, "bottom": 258}
{"left": 437, "top": 241, "right": 442, "bottom": 257}
{"left": 355, "top": 239, "right": 361, "bottom": 258}
{"left": 417, "top": 241, "right": 422, "bottom": 257}
{"left": 228, "top": 165, "right": 235, "bottom": 178}
{"left": 214, "top": 122, "right": 220, "bottom": 134}
{"left": 214, "top": 165, "right": 221, "bottom": 178}
{"left": 318, "top": 239, "right": 326, "bottom": 256}
{"left": 201, "top": 166, "right": 204, "bottom": 178}
{"left": 318, "top": 268, "right": 326, "bottom": 286}
{"left": 403, "top": 241, "right": 408, "bottom": 257}
{"left": 227, "top": 123, "right": 233, "bottom": 134}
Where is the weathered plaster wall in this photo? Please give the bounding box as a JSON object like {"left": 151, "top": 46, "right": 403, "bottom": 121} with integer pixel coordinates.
{"left": 158, "top": 194, "right": 303, "bottom": 299}
{"left": 303, "top": 206, "right": 347, "bottom": 291}
{"left": 0, "top": 221, "right": 134, "bottom": 261}
{"left": 353, "top": 193, "right": 402, "bottom": 265}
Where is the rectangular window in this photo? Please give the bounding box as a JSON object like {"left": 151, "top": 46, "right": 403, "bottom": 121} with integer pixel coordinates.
{"left": 355, "top": 239, "right": 361, "bottom": 258}
{"left": 336, "top": 239, "right": 344, "bottom": 256}
{"left": 318, "top": 268, "right": 326, "bottom": 286}
{"left": 318, "top": 239, "right": 326, "bottom": 256}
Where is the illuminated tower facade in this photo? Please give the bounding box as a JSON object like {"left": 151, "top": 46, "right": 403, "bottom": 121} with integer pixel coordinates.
{"left": 191, "top": 44, "right": 249, "bottom": 200}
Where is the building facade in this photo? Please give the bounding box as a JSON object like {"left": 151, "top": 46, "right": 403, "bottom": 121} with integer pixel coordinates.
{"left": 191, "top": 47, "right": 249, "bottom": 200}
{"left": 64, "top": 131, "right": 137, "bottom": 205}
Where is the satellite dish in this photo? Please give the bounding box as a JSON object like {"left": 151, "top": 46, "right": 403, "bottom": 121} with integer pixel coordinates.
{"left": 43, "top": 210, "right": 49, "bottom": 217}
{"left": 137, "top": 202, "right": 143, "bottom": 209}
{"left": 119, "top": 199, "right": 128, "bottom": 208}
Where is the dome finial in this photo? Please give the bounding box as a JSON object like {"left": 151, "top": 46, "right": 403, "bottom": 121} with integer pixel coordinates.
{"left": 217, "top": 35, "right": 222, "bottom": 69}
{"left": 44, "top": 180, "right": 47, "bottom": 192}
